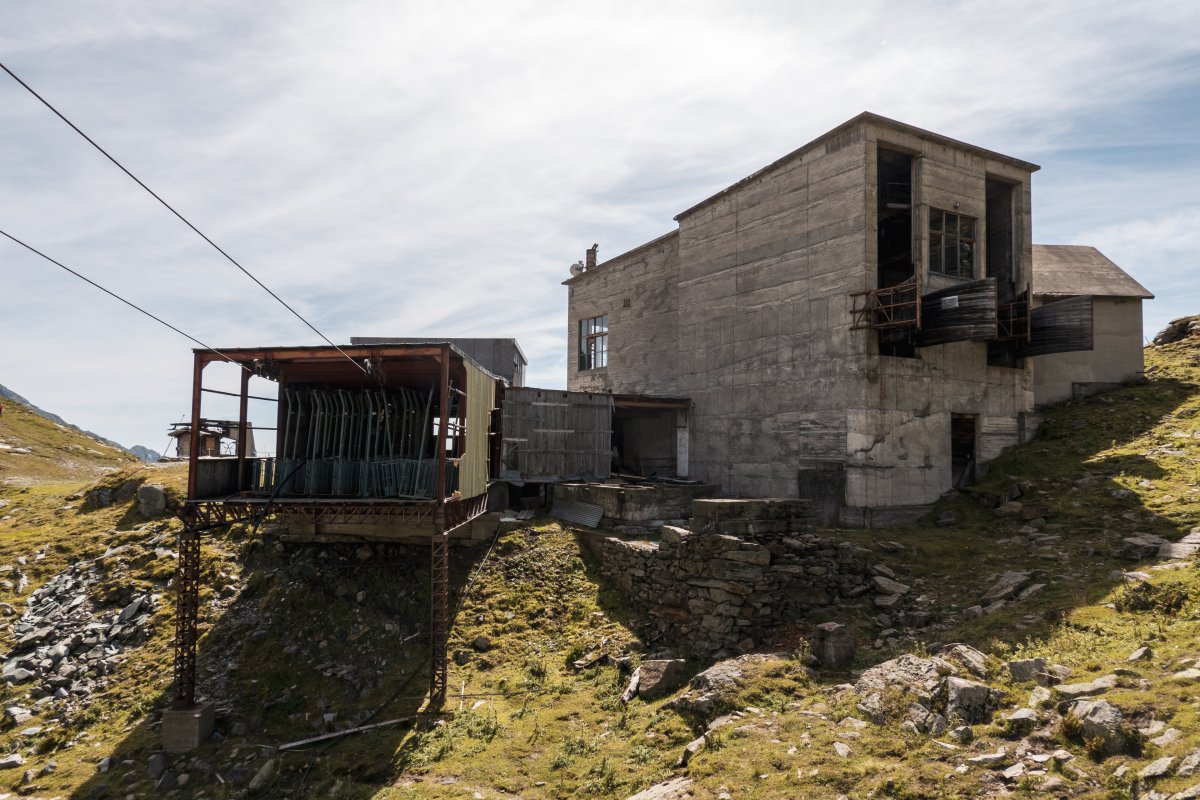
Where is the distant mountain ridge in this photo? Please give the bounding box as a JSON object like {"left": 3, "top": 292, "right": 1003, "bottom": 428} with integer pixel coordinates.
{"left": 0, "top": 383, "right": 131, "bottom": 456}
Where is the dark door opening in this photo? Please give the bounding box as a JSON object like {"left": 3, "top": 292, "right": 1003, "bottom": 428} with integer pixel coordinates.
{"left": 951, "top": 414, "right": 977, "bottom": 488}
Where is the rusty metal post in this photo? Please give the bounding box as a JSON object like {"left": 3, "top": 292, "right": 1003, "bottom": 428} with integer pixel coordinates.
{"left": 236, "top": 367, "right": 250, "bottom": 491}
{"left": 172, "top": 520, "right": 201, "bottom": 709}
{"left": 187, "top": 353, "right": 204, "bottom": 501}
{"left": 429, "top": 346, "right": 451, "bottom": 708}
{"left": 174, "top": 352, "right": 206, "bottom": 710}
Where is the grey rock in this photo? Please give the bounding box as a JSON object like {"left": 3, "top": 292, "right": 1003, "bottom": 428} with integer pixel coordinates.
{"left": 471, "top": 635, "right": 490, "bottom": 652}
{"left": 156, "top": 770, "right": 177, "bottom": 791}
{"left": 620, "top": 668, "right": 640, "bottom": 704}
{"left": 117, "top": 596, "right": 145, "bottom": 624}
{"left": 136, "top": 484, "right": 167, "bottom": 517}
{"left": 938, "top": 676, "right": 999, "bottom": 724}
{"left": 833, "top": 741, "right": 851, "bottom": 758}
{"left": 872, "top": 575, "right": 910, "bottom": 596}
{"left": 1006, "top": 657, "right": 1047, "bottom": 683}
{"left": 248, "top": 758, "right": 275, "bottom": 792}
{"left": 1055, "top": 673, "right": 1118, "bottom": 700}
{"left": 1005, "top": 707, "right": 1038, "bottom": 735}
{"left": 0, "top": 753, "right": 24, "bottom": 769}
{"left": 147, "top": 753, "right": 168, "bottom": 780}
{"left": 1002, "top": 763, "right": 1026, "bottom": 782}
{"left": 1069, "top": 699, "right": 1133, "bottom": 756}
{"left": 967, "top": 747, "right": 1007, "bottom": 766}
{"left": 874, "top": 593, "right": 903, "bottom": 609}
{"left": 1128, "top": 646, "right": 1153, "bottom": 662}
{"left": 1178, "top": 748, "right": 1200, "bottom": 777}
{"left": 625, "top": 777, "right": 695, "bottom": 800}
{"left": 939, "top": 644, "right": 988, "bottom": 679}
{"left": 1172, "top": 784, "right": 1200, "bottom": 800}
{"left": 949, "top": 725, "right": 973, "bottom": 744}
{"left": 1139, "top": 757, "right": 1175, "bottom": 780}
{"left": 637, "top": 659, "right": 687, "bottom": 700}
{"left": 677, "top": 735, "right": 706, "bottom": 767}
{"left": 812, "top": 622, "right": 855, "bottom": 669}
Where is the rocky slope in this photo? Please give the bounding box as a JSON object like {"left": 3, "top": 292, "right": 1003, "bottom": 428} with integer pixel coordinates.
{"left": 0, "top": 328, "right": 1196, "bottom": 799}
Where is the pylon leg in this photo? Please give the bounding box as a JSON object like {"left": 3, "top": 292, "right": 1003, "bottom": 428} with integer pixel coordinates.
{"left": 429, "top": 532, "right": 450, "bottom": 708}
{"left": 172, "top": 527, "right": 201, "bottom": 709}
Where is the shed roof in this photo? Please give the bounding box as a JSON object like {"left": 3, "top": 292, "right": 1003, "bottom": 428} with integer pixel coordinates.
{"left": 1032, "top": 245, "right": 1153, "bottom": 299}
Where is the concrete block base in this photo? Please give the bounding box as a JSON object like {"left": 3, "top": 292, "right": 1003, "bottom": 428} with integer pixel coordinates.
{"left": 162, "top": 701, "right": 215, "bottom": 752}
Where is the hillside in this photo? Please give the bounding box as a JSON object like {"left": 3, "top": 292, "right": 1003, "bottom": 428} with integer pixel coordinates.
{"left": 0, "top": 334, "right": 1195, "bottom": 800}
{"left": 0, "top": 384, "right": 132, "bottom": 460}
{"left": 0, "top": 389, "right": 136, "bottom": 486}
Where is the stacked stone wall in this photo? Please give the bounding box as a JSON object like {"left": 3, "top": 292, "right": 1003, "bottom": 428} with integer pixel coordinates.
{"left": 582, "top": 518, "right": 874, "bottom": 655}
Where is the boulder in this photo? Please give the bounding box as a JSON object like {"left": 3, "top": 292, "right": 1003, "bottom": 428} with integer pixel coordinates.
{"left": 637, "top": 659, "right": 687, "bottom": 700}
{"left": 939, "top": 644, "right": 989, "bottom": 679}
{"left": 1068, "top": 699, "right": 1134, "bottom": 756}
{"left": 1006, "top": 658, "right": 1047, "bottom": 683}
{"left": 938, "top": 676, "right": 999, "bottom": 724}
{"left": 136, "top": 484, "right": 168, "bottom": 517}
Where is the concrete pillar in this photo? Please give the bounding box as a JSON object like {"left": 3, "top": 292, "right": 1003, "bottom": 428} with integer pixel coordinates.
{"left": 676, "top": 407, "right": 689, "bottom": 478}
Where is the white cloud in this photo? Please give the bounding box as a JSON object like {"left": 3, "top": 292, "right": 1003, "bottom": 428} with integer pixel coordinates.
{"left": 1, "top": 0, "right": 1198, "bottom": 446}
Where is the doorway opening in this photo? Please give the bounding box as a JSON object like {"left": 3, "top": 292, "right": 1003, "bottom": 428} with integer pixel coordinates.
{"left": 951, "top": 414, "right": 977, "bottom": 488}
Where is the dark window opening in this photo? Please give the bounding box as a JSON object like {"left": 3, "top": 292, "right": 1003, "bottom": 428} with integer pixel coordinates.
{"left": 578, "top": 315, "right": 608, "bottom": 370}
{"left": 877, "top": 147, "right": 918, "bottom": 358}
{"left": 951, "top": 413, "right": 977, "bottom": 488}
{"left": 877, "top": 148, "right": 914, "bottom": 290}
{"left": 985, "top": 179, "right": 1017, "bottom": 302}
{"left": 930, "top": 209, "right": 976, "bottom": 278}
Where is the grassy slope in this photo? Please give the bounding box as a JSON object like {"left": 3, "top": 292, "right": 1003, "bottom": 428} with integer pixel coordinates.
{"left": 0, "top": 339, "right": 1196, "bottom": 799}
{"left": 0, "top": 394, "right": 135, "bottom": 486}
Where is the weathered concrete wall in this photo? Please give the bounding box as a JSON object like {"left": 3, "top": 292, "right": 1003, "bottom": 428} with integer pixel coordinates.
{"left": 581, "top": 525, "right": 874, "bottom": 655}
{"left": 674, "top": 125, "right": 868, "bottom": 499}
{"left": 566, "top": 232, "right": 680, "bottom": 395}
{"left": 1034, "top": 298, "right": 1146, "bottom": 406}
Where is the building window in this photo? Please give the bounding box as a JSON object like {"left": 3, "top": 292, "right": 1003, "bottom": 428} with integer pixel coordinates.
{"left": 579, "top": 315, "right": 608, "bottom": 370}
{"left": 929, "top": 209, "right": 976, "bottom": 278}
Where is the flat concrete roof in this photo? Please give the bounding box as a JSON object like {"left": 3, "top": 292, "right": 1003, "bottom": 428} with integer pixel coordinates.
{"left": 674, "top": 111, "right": 1041, "bottom": 221}
{"left": 1032, "top": 244, "right": 1154, "bottom": 299}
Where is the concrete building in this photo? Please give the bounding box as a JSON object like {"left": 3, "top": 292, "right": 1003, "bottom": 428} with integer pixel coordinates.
{"left": 1031, "top": 245, "right": 1153, "bottom": 406}
{"left": 565, "top": 112, "right": 1101, "bottom": 526}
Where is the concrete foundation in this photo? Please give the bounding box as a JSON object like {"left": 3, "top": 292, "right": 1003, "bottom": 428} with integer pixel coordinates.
{"left": 552, "top": 482, "right": 718, "bottom": 533}
{"left": 162, "top": 700, "right": 215, "bottom": 753}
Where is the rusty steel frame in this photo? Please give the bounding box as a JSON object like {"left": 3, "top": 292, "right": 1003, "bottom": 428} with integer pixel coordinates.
{"left": 850, "top": 273, "right": 922, "bottom": 331}
{"left": 996, "top": 292, "right": 1032, "bottom": 342}
{"left": 173, "top": 341, "right": 492, "bottom": 715}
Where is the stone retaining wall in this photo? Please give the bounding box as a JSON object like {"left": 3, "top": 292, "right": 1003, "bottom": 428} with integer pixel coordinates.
{"left": 581, "top": 524, "right": 875, "bottom": 655}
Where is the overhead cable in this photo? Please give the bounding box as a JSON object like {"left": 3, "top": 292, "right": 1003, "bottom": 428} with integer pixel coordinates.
{"left": 0, "top": 228, "right": 249, "bottom": 371}
{"left": 0, "top": 60, "right": 367, "bottom": 375}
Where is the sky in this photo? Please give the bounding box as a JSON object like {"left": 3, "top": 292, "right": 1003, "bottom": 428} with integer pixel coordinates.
{"left": 1, "top": 0, "right": 1198, "bottom": 453}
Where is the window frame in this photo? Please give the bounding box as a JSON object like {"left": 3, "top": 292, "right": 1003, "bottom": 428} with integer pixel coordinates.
{"left": 578, "top": 314, "right": 608, "bottom": 370}
{"left": 929, "top": 208, "right": 977, "bottom": 279}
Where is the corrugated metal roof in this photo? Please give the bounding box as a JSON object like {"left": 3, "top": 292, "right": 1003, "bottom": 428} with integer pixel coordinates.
{"left": 550, "top": 497, "right": 604, "bottom": 528}
{"left": 1032, "top": 245, "right": 1153, "bottom": 299}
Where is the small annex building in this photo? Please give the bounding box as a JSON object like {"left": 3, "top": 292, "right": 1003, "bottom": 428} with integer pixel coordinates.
{"left": 564, "top": 112, "right": 1150, "bottom": 527}
{"left": 1030, "top": 245, "right": 1153, "bottom": 406}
